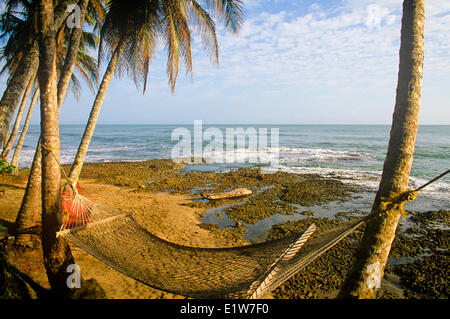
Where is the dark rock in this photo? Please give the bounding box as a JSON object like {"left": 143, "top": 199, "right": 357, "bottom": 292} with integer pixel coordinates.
{"left": 71, "top": 278, "right": 107, "bottom": 299}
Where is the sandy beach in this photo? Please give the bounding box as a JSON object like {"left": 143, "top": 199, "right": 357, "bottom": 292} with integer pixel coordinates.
{"left": 0, "top": 166, "right": 246, "bottom": 299}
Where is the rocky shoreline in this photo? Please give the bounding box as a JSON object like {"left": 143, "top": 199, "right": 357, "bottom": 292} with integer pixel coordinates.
{"left": 1, "top": 159, "right": 448, "bottom": 299}
{"left": 76, "top": 159, "right": 449, "bottom": 299}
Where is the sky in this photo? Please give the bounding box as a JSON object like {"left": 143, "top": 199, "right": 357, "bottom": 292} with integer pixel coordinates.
{"left": 4, "top": 0, "right": 450, "bottom": 125}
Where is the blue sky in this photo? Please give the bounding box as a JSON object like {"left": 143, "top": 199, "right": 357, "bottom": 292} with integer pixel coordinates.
{"left": 5, "top": 0, "right": 450, "bottom": 125}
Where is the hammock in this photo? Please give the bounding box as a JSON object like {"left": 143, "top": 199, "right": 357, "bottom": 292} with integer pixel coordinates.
{"left": 55, "top": 170, "right": 449, "bottom": 299}
{"left": 56, "top": 185, "right": 366, "bottom": 299}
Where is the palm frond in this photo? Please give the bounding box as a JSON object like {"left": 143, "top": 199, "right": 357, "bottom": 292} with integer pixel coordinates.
{"left": 204, "top": 0, "right": 244, "bottom": 34}
{"left": 98, "top": 0, "right": 244, "bottom": 94}
{"left": 188, "top": 0, "right": 219, "bottom": 65}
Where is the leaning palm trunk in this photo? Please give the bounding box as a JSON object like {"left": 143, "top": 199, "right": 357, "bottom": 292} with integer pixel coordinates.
{"left": 339, "top": 0, "right": 425, "bottom": 299}
{"left": 0, "top": 43, "right": 39, "bottom": 147}
{"left": 2, "top": 127, "right": 9, "bottom": 152}
{"left": 57, "top": 0, "right": 89, "bottom": 110}
{"left": 68, "top": 38, "right": 127, "bottom": 184}
{"left": 10, "top": 87, "right": 40, "bottom": 173}
{"left": 37, "top": 0, "right": 75, "bottom": 297}
{"left": 1, "top": 72, "right": 37, "bottom": 159}
{"left": 13, "top": 142, "right": 42, "bottom": 246}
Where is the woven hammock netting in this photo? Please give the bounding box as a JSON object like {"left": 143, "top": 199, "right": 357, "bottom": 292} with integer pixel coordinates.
{"left": 57, "top": 186, "right": 365, "bottom": 299}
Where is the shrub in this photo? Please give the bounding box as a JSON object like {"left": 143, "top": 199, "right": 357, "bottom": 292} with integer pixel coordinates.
{"left": 0, "top": 158, "right": 15, "bottom": 174}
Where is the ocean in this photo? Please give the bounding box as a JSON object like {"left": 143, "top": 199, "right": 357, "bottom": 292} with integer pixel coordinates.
{"left": 10, "top": 124, "right": 449, "bottom": 219}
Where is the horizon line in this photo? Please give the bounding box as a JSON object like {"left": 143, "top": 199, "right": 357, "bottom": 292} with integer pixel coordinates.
{"left": 27, "top": 123, "right": 450, "bottom": 126}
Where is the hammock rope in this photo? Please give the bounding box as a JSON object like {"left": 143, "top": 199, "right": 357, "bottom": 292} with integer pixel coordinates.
{"left": 43, "top": 145, "right": 447, "bottom": 299}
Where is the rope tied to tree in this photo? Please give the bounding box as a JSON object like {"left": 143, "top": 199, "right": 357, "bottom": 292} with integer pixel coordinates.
{"left": 379, "top": 189, "right": 418, "bottom": 218}
{"left": 378, "top": 169, "right": 449, "bottom": 219}
{"left": 41, "top": 143, "right": 85, "bottom": 190}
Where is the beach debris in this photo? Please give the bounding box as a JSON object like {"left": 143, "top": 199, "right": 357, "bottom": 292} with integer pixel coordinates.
{"left": 198, "top": 223, "right": 219, "bottom": 231}
{"left": 201, "top": 188, "right": 252, "bottom": 200}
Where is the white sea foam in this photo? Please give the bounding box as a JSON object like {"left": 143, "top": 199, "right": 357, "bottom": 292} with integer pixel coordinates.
{"left": 9, "top": 131, "right": 449, "bottom": 210}
{"left": 262, "top": 165, "right": 382, "bottom": 187}
{"left": 194, "top": 146, "right": 373, "bottom": 166}
{"left": 261, "top": 165, "right": 450, "bottom": 208}
{"left": 277, "top": 147, "right": 374, "bottom": 163}
{"left": 11, "top": 145, "right": 145, "bottom": 168}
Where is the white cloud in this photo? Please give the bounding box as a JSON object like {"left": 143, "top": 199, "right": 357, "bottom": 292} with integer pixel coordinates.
{"left": 186, "top": 1, "right": 449, "bottom": 92}
{"left": 63, "top": 0, "right": 450, "bottom": 125}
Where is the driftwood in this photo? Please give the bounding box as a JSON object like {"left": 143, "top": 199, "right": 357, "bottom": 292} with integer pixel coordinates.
{"left": 201, "top": 188, "right": 252, "bottom": 200}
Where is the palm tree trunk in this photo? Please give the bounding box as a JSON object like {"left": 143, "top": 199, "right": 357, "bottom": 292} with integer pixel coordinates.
{"left": 0, "top": 43, "right": 39, "bottom": 148}
{"left": 3, "top": 128, "right": 9, "bottom": 152}
{"left": 338, "top": 0, "right": 425, "bottom": 299}
{"left": 53, "top": 0, "right": 83, "bottom": 30}
{"left": 13, "top": 141, "right": 42, "bottom": 246}
{"left": 57, "top": 0, "right": 89, "bottom": 109}
{"left": 37, "top": 0, "right": 75, "bottom": 297}
{"left": 11, "top": 87, "right": 40, "bottom": 173}
{"left": 13, "top": 0, "right": 90, "bottom": 243}
{"left": 68, "top": 38, "right": 127, "bottom": 184}
{"left": 1, "top": 72, "right": 37, "bottom": 159}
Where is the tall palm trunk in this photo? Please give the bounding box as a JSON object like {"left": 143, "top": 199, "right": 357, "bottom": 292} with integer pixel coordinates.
{"left": 37, "top": 0, "right": 75, "bottom": 297}
{"left": 68, "top": 38, "right": 127, "bottom": 184}
{"left": 11, "top": 87, "right": 40, "bottom": 173}
{"left": 339, "top": 0, "right": 425, "bottom": 299}
{"left": 1, "top": 72, "right": 37, "bottom": 159}
{"left": 0, "top": 43, "right": 39, "bottom": 147}
{"left": 13, "top": 0, "right": 89, "bottom": 244}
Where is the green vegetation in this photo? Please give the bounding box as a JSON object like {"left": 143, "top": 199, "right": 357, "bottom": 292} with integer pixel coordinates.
{"left": 0, "top": 158, "right": 15, "bottom": 174}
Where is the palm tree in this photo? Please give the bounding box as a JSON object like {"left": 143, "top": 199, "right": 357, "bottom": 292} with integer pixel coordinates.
{"left": 13, "top": 0, "right": 100, "bottom": 244}
{"left": 0, "top": 71, "right": 36, "bottom": 159}
{"left": 339, "top": 0, "right": 425, "bottom": 298}
{"left": 34, "top": 0, "right": 105, "bottom": 297}
{"left": 13, "top": 128, "right": 41, "bottom": 246}
{"left": 36, "top": 0, "right": 77, "bottom": 297}
{"left": 10, "top": 85, "right": 39, "bottom": 172}
{"left": 9, "top": 46, "right": 98, "bottom": 174}
{"left": 0, "top": 0, "right": 39, "bottom": 147}
{"left": 0, "top": 0, "right": 88, "bottom": 146}
{"left": 68, "top": 0, "right": 244, "bottom": 185}
{"left": 17, "top": 0, "right": 243, "bottom": 295}
{"left": 67, "top": 0, "right": 161, "bottom": 183}
{"left": 56, "top": 0, "right": 101, "bottom": 107}
{"left": 8, "top": 20, "right": 99, "bottom": 172}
